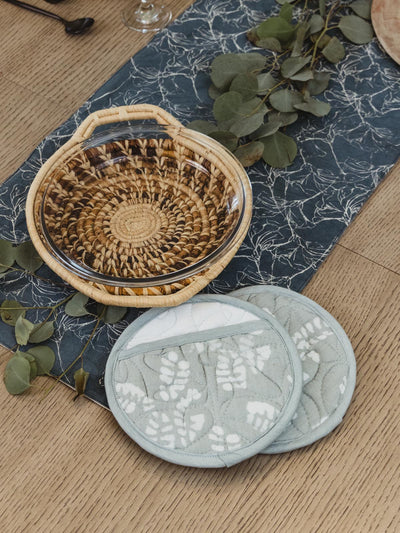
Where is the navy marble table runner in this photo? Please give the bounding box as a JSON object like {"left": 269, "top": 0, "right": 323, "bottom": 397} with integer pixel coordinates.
{"left": 0, "top": 0, "right": 399, "bottom": 407}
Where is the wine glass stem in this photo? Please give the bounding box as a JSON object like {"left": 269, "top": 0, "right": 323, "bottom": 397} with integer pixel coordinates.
{"left": 140, "top": 0, "right": 154, "bottom": 10}
{"left": 122, "top": 0, "right": 171, "bottom": 32}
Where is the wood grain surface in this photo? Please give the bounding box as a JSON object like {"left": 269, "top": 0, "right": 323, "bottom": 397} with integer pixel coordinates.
{"left": 0, "top": 1, "right": 399, "bottom": 532}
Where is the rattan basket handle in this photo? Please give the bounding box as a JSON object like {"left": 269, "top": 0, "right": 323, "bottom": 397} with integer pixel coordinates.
{"left": 73, "top": 105, "right": 183, "bottom": 141}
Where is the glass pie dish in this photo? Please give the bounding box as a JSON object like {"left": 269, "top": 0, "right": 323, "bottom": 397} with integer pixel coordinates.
{"left": 26, "top": 105, "right": 252, "bottom": 307}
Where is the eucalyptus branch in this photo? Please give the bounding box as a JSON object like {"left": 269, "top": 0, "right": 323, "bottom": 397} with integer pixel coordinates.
{"left": 259, "top": 80, "right": 287, "bottom": 107}
{"left": 311, "top": 2, "right": 340, "bottom": 67}
{"left": 41, "top": 310, "right": 104, "bottom": 400}
{"left": 1, "top": 237, "right": 128, "bottom": 398}
{"left": 188, "top": 0, "right": 374, "bottom": 169}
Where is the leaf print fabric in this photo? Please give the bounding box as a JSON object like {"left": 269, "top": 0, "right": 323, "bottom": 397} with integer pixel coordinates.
{"left": 230, "top": 286, "right": 356, "bottom": 453}
{"left": 105, "top": 295, "right": 303, "bottom": 467}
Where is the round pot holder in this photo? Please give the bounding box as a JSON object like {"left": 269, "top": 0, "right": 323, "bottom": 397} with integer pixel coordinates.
{"left": 230, "top": 286, "right": 357, "bottom": 454}
{"left": 105, "top": 294, "right": 302, "bottom": 468}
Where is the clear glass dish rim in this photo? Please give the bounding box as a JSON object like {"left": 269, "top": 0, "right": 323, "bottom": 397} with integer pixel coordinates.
{"left": 39, "top": 124, "right": 251, "bottom": 288}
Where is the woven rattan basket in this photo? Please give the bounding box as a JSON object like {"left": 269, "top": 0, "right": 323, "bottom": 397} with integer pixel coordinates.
{"left": 26, "top": 105, "right": 252, "bottom": 307}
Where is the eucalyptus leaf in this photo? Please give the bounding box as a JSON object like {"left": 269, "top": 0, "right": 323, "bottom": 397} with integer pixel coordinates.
{"left": 280, "top": 56, "right": 311, "bottom": 78}
{"left": 319, "top": 0, "right": 326, "bottom": 17}
{"left": 236, "top": 96, "right": 267, "bottom": 115}
{"left": 0, "top": 240, "right": 16, "bottom": 273}
{"left": 74, "top": 367, "right": 89, "bottom": 399}
{"left": 20, "top": 351, "right": 34, "bottom": 362}
{"left": 19, "top": 351, "right": 38, "bottom": 381}
{"left": 294, "top": 97, "right": 331, "bottom": 117}
{"left": 208, "top": 84, "right": 223, "bottom": 100}
{"left": 15, "top": 315, "right": 35, "bottom": 346}
{"left": 228, "top": 112, "right": 266, "bottom": 138}
{"left": 309, "top": 14, "right": 324, "bottom": 34}
{"left": 25, "top": 345, "right": 55, "bottom": 375}
{"left": 187, "top": 120, "right": 217, "bottom": 134}
{"left": 261, "top": 131, "right": 297, "bottom": 168}
{"left": 210, "top": 53, "right": 265, "bottom": 90}
{"left": 103, "top": 306, "right": 128, "bottom": 324}
{"left": 289, "top": 68, "right": 314, "bottom": 82}
{"left": 65, "top": 292, "right": 90, "bottom": 317}
{"left": 322, "top": 36, "right": 346, "bottom": 63}
{"left": 209, "top": 131, "right": 239, "bottom": 152}
{"left": 234, "top": 142, "right": 264, "bottom": 167}
{"left": 275, "top": 0, "right": 296, "bottom": 4}
{"left": 230, "top": 73, "right": 259, "bottom": 101}
{"left": 279, "top": 3, "right": 293, "bottom": 23}
{"left": 246, "top": 27, "right": 258, "bottom": 45}
{"left": 254, "top": 37, "right": 282, "bottom": 52}
{"left": 251, "top": 118, "right": 283, "bottom": 140}
{"left": 0, "top": 300, "right": 26, "bottom": 326}
{"left": 307, "top": 71, "right": 331, "bottom": 95}
{"left": 269, "top": 89, "right": 303, "bottom": 112}
{"left": 229, "top": 97, "right": 268, "bottom": 128}
{"left": 338, "top": 15, "right": 374, "bottom": 44}
{"left": 268, "top": 111, "right": 298, "bottom": 126}
{"left": 29, "top": 320, "right": 55, "bottom": 343}
{"left": 30, "top": 361, "right": 38, "bottom": 381}
{"left": 15, "top": 241, "right": 43, "bottom": 272}
{"left": 350, "top": 0, "right": 372, "bottom": 20}
{"left": 312, "top": 33, "right": 331, "bottom": 49}
{"left": 213, "top": 91, "right": 243, "bottom": 122}
{"left": 4, "top": 355, "right": 31, "bottom": 395}
{"left": 256, "top": 17, "right": 295, "bottom": 43}
{"left": 257, "top": 72, "right": 277, "bottom": 94}
{"left": 291, "top": 21, "right": 310, "bottom": 57}
{"left": 247, "top": 29, "right": 283, "bottom": 51}
{"left": 215, "top": 94, "right": 267, "bottom": 137}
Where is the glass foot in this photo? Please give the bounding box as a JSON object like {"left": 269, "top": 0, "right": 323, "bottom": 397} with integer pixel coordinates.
{"left": 122, "top": 1, "right": 172, "bottom": 33}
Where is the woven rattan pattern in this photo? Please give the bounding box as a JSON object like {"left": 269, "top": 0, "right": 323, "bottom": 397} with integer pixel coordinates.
{"left": 40, "top": 138, "right": 240, "bottom": 281}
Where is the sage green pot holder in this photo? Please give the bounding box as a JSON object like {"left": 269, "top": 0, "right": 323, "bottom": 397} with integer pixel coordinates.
{"left": 105, "top": 294, "right": 302, "bottom": 468}
{"left": 230, "top": 286, "right": 357, "bottom": 454}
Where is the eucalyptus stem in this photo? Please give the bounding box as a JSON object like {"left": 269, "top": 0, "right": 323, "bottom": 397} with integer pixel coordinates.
{"left": 311, "top": 1, "right": 340, "bottom": 67}
{"left": 0, "top": 263, "right": 67, "bottom": 287}
{"left": 0, "top": 293, "right": 75, "bottom": 312}
{"left": 0, "top": 305, "right": 53, "bottom": 311}
{"left": 242, "top": 79, "right": 287, "bottom": 119}
{"left": 78, "top": 309, "right": 105, "bottom": 368}
{"left": 53, "top": 293, "right": 76, "bottom": 310}
{"left": 257, "top": 80, "right": 286, "bottom": 109}
{"left": 40, "top": 309, "right": 104, "bottom": 400}
{"left": 27, "top": 293, "right": 75, "bottom": 337}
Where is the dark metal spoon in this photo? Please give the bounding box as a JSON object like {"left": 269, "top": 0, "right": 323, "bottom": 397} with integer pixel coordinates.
{"left": 3, "top": 0, "right": 94, "bottom": 35}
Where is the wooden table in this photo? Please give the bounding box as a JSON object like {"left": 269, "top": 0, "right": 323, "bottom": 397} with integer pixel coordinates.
{"left": 0, "top": 2, "right": 399, "bottom": 531}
